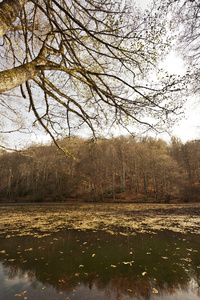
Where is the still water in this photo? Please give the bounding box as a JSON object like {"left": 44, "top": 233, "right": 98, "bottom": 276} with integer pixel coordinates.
{"left": 0, "top": 203, "right": 199, "bottom": 300}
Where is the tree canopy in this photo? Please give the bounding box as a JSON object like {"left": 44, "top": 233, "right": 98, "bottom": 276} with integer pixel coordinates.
{"left": 1, "top": 136, "right": 200, "bottom": 203}
{"left": 0, "top": 0, "right": 188, "bottom": 148}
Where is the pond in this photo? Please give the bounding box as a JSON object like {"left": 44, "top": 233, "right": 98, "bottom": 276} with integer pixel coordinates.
{"left": 0, "top": 203, "right": 200, "bottom": 300}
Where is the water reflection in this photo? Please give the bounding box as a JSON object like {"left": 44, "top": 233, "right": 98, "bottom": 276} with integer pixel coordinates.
{"left": 0, "top": 229, "right": 199, "bottom": 299}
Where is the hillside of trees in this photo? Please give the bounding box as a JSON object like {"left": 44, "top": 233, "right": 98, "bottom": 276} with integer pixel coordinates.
{"left": 0, "top": 136, "right": 200, "bottom": 203}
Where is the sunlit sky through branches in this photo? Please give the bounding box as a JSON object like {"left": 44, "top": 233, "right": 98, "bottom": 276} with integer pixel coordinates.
{"left": 30, "top": 0, "right": 199, "bottom": 145}
{"left": 1, "top": 0, "right": 199, "bottom": 150}
{"left": 133, "top": 0, "right": 200, "bottom": 143}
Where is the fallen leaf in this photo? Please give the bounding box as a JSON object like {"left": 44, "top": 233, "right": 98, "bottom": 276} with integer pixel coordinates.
{"left": 180, "top": 258, "right": 191, "bottom": 262}
{"left": 152, "top": 288, "right": 158, "bottom": 294}
{"left": 142, "top": 271, "right": 147, "bottom": 276}
{"left": 122, "top": 260, "right": 134, "bottom": 265}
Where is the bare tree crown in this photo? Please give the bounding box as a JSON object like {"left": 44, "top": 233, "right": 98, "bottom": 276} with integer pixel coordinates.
{"left": 0, "top": 0, "right": 187, "bottom": 149}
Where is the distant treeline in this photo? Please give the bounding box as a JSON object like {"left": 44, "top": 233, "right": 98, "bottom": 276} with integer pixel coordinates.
{"left": 0, "top": 136, "right": 200, "bottom": 203}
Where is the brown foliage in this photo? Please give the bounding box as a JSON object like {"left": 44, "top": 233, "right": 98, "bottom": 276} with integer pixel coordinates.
{"left": 0, "top": 136, "right": 199, "bottom": 203}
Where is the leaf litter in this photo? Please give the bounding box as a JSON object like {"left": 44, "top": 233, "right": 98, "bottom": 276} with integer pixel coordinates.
{"left": 0, "top": 203, "right": 200, "bottom": 239}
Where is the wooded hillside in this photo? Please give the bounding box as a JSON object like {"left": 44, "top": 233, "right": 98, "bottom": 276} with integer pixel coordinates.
{"left": 0, "top": 136, "right": 200, "bottom": 203}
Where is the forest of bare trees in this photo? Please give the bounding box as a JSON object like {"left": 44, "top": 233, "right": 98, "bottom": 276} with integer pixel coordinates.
{"left": 0, "top": 136, "right": 199, "bottom": 203}
{"left": 1, "top": 0, "right": 200, "bottom": 204}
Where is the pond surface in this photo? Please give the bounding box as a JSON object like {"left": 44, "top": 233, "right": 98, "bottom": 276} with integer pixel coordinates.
{"left": 0, "top": 203, "right": 200, "bottom": 300}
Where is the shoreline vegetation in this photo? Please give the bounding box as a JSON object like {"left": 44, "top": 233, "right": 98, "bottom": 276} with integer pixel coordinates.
{"left": 0, "top": 198, "right": 199, "bottom": 205}
{"left": 0, "top": 136, "right": 200, "bottom": 204}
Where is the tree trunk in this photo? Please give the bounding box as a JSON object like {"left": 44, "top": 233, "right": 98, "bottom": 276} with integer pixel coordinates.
{"left": 112, "top": 170, "right": 115, "bottom": 201}
{"left": 0, "top": 61, "right": 41, "bottom": 93}
{"left": 143, "top": 174, "right": 148, "bottom": 201}
{"left": 7, "top": 167, "right": 12, "bottom": 197}
{"left": 0, "top": 42, "right": 65, "bottom": 92}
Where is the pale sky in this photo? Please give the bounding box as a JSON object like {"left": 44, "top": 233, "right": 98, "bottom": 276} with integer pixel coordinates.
{"left": 161, "top": 51, "right": 199, "bottom": 142}
{"left": 135, "top": 0, "right": 152, "bottom": 10}
{"left": 134, "top": 0, "right": 200, "bottom": 142}
{"left": 1, "top": 0, "right": 199, "bottom": 149}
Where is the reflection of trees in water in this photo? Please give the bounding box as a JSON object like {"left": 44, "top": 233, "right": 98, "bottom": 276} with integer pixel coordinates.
{"left": 89, "top": 273, "right": 191, "bottom": 300}
{"left": 4, "top": 265, "right": 39, "bottom": 289}
{"left": 1, "top": 263, "right": 193, "bottom": 300}
{"left": 0, "top": 229, "right": 199, "bottom": 299}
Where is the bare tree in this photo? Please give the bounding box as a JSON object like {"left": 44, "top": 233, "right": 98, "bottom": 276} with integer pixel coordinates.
{"left": 168, "top": 0, "right": 200, "bottom": 61}
{"left": 160, "top": 0, "right": 200, "bottom": 93}
{"left": 0, "top": 0, "right": 186, "bottom": 148}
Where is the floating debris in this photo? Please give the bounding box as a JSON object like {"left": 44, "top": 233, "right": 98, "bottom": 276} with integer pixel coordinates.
{"left": 152, "top": 288, "right": 158, "bottom": 294}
